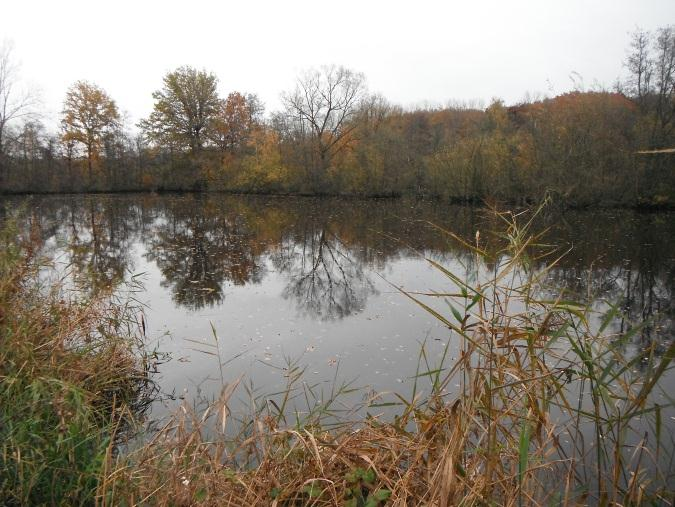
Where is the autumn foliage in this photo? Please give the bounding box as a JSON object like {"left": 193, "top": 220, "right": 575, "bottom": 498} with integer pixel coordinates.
{"left": 1, "top": 26, "right": 674, "bottom": 206}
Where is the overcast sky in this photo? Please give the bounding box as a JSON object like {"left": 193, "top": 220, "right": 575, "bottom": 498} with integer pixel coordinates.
{"left": 2, "top": 0, "right": 674, "bottom": 130}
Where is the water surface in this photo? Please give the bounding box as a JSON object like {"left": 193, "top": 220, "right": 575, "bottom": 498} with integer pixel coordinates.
{"left": 4, "top": 194, "right": 673, "bottom": 425}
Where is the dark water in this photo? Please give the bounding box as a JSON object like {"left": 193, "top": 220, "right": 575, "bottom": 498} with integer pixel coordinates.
{"left": 3, "top": 194, "right": 674, "bottom": 425}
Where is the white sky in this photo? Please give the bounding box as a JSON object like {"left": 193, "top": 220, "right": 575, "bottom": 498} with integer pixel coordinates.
{"left": 2, "top": 0, "right": 674, "bottom": 131}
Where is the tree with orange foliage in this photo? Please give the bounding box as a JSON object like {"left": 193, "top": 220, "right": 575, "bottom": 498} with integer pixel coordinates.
{"left": 210, "top": 92, "right": 263, "bottom": 154}
{"left": 61, "top": 81, "right": 120, "bottom": 185}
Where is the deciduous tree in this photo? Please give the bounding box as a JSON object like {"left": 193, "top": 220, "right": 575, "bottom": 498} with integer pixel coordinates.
{"left": 624, "top": 25, "right": 675, "bottom": 148}
{"left": 61, "top": 80, "right": 120, "bottom": 184}
{"left": 210, "top": 92, "right": 263, "bottom": 154}
{"left": 0, "top": 41, "right": 37, "bottom": 186}
{"left": 281, "top": 65, "right": 366, "bottom": 188}
{"left": 139, "top": 66, "right": 220, "bottom": 153}
{"left": 651, "top": 26, "right": 675, "bottom": 147}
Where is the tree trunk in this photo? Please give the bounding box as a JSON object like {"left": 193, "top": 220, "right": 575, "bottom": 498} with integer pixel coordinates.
{"left": 87, "top": 145, "right": 93, "bottom": 187}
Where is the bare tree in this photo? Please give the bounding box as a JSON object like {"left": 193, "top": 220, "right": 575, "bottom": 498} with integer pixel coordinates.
{"left": 624, "top": 25, "right": 675, "bottom": 147}
{"left": 356, "top": 93, "right": 393, "bottom": 135}
{"left": 625, "top": 28, "right": 653, "bottom": 107}
{"left": 0, "top": 40, "right": 37, "bottom": 187}
{"left": 652, "top": 26, "right": 675, "bottom": 145}
{"left": 281, "top": 65, "right": 366, "bottom": 187}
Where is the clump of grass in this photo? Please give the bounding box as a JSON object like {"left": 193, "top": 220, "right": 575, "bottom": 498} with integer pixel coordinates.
{"left": 0, "top": 219, "right": 154, "bottom": 505}
{"left": 104, "top": 202, "right": 673, "bottom": 506}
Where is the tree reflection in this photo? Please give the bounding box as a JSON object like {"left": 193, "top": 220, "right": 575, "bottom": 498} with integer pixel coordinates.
{"left": 57, "top": 198, "right": 136, "bottom": 292}
{"left": 8, "top": 195, "right": 674, "bottom": 349}
{"left": 73, "top": 202, "right": 128, "bottom": 290}
{"left": 274, "top": 227, "right": 376, "bottom": 320}
{"left": 145, "top": 198, "right": 264, "bottom": 309}
{"left": 540, "top": 210, "right": 674, "bottom": 365}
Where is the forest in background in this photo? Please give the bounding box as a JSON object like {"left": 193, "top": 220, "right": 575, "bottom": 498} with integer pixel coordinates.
{"left": 0, "top": 26, "right": 673, "bottom": 207}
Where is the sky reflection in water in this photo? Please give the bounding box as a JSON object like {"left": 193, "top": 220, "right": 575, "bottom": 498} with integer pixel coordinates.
{"left": 4, "top": 194, "right": 673, "bottom": 424}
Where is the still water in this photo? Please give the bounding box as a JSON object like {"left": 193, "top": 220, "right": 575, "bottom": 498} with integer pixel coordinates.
{"left": 4, "top": 194, "right": 674, "bottom": 423}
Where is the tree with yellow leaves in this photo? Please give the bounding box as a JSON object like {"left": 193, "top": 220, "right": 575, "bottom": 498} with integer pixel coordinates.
{"left": 61, "top": 81, "right": 120, "bottom": 185}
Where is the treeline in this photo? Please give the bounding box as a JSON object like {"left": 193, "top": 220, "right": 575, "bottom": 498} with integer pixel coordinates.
{"left": 0, "top": 26, "right": 674, "bottom": 206}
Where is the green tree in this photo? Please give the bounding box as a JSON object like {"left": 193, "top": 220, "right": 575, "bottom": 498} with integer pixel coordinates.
{"left": 139, "top": 66, "right": 220, "bottom": 153}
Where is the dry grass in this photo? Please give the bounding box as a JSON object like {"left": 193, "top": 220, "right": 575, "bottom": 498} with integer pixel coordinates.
{"left": 0, "top": 218, "right": 154, "bottom": 505}
{"left": 103, "top": 204, "right": 674, "bottom": 506}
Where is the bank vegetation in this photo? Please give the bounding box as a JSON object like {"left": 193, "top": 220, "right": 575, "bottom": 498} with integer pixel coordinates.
{"left": 1, "top": 203, "right": 673, "bottom": 505}
{"left": 0, "top": 27, "right": 674, "bottom": 207}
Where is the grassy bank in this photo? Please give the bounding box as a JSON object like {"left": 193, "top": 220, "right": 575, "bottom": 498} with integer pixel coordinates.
{"left": 0, "top": 220, "right": 154, "bottom": 505}
{"left": 1, "top": 206, "right": 673, "bottom": 505}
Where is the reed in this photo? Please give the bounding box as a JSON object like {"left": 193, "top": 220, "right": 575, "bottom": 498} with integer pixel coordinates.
{"left": 0, "top": 218, "right": 154, "bottom": 505}
{"left": 104, "top": 202, "right": 674, "bottom": 505}
{"left": 1, "top": 202, "right": 672, "bottom": 505}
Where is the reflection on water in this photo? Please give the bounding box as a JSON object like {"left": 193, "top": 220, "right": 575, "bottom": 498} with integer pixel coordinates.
{"left": 276, "top": 226, "right": 376, "bottom": 320}
{"left": 4, "top": 194, "right": 674, "bottom": 411}
{"left": 145, "top": 202, "right": 266, "bottom": 309}
{"left": 64, "top": 200, "right": 136, "bottom": 292}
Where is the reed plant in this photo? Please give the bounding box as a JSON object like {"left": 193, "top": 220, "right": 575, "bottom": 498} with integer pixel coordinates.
{"left": 0, "top": 219, "right": 154, "bottom": 505}
{"left": 1, "top": 202, "right": 672, "bottom": 505}
{"left": 103, "top": 202, "right": 674, "bottom": 506}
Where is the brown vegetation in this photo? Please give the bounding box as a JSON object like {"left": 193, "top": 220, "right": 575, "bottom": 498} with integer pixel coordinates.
{"left": 1, "top": 27, "right": 674, "bottom": 207}
{"left": 101, "top": 205, "right": 674, "bottom": 506}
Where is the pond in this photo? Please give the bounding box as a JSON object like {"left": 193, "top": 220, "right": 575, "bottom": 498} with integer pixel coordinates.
{"left": 3, "top": 194, "right": 674, "bottom": 427}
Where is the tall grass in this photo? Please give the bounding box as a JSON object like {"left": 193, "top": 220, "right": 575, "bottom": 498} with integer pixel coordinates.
{"left": 1, "top": 203, "right": 672, "bottom": 505}
{"left": 102, "top": 203, "right": 674, "bottom": 505}
{"left": 0, "top": 219, "right": 154, "bottom": 505}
